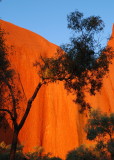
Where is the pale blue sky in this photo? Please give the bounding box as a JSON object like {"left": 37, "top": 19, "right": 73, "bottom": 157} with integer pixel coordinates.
{"left": 0, "top": 0, "right": 114, "bottom": 46}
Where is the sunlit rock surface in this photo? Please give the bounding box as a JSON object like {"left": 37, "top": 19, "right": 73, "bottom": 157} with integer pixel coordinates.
{"left": 0, "top": 20, "right": 114, "bottom": 158}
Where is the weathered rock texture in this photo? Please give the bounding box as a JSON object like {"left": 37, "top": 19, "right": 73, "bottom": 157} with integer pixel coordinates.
{"left": 0, "top": 20, "right": 114, "bottom": 158}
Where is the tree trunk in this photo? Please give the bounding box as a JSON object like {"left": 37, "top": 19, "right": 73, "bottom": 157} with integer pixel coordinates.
{"left": 9, "top": 82, "right": 43, "bottom": 160}
{"left": 9, "top": 129, "right": 19, "bottom": 160}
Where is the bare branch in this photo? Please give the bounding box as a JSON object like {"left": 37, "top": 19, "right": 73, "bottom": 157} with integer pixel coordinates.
{"left": 18, "top": 81, "right": 43, "bottom": 130}
{"left": 0, "top": 108, "right": 14, "bottom": 121}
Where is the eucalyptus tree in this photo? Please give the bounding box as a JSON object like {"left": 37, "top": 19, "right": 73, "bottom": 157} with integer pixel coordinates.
{"left": 0, "top": 10, "right": 113, "bottom": 160}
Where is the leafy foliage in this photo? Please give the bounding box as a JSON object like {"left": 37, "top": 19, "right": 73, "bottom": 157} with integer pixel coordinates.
{"left": 66, "top": 145, "right": 99, "bottom": 160}
{"left": 0, "top": 24, "right": 24, "bottom": 160}
{"left": 85, "top": 110, "right": 114, "bottom": 140}
{"left": 36, "top": 10, "right": 114, "bottom": 112}
{"left": 0, "top": 27, "right": 13, "bottom": 81}
{"left": 0, "top": 142, "right": 62, "bottom": 160}
{"left": 0, "top": 141, "right": 24, "bottom": 160}
{"left": 85, "top": 109, "right": 114, "bottom": 159}
{"left": 0, "top": 25, "right": 23, "bottom": 124}
{"left": 25, "top": 146, "right": 44, "bottom": 160}
{"left": 107, "top": 139, "right": 114, "bottom": 157}
{"left": 0, "top": 26, "right": 13, "bottom": 126}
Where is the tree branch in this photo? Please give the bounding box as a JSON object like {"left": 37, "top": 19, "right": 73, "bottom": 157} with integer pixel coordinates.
{"left": 0, "top": 108, "right": 14, "bottom": 121}
{"left": 18, "top": 81, "right": 43, "bottom": 131}
{"left": 2, "top": 70, "right": 17, "bottom": 120}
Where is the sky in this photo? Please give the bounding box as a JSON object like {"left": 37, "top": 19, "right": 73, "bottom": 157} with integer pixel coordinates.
{"left": 0, "top": 0, "right": 114, "bottom": 46}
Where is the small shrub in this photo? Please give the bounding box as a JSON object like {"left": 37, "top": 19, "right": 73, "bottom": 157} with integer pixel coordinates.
{"left": 0, "top": 141, "right": 25, "bottom": 160}
{"left": 66, "top": 145, "right": 99, "bottom": 160}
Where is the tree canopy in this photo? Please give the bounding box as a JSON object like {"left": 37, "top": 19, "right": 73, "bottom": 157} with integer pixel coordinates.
{"left": 85, "top": 109, "right": 114, "bottom": 159}
{"left": 85, "top": 109, "right": 114, "bottom": 141}
{"left": 0, "top": 24, "right": 43, "bottom": 160}
{"left": 36, "top": 10, "right": 114, "bottom": 112}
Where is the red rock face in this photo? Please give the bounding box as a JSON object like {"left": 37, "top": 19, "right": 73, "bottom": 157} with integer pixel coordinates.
{"left": 0, "top": 20, "right": 114, "bottom": 159}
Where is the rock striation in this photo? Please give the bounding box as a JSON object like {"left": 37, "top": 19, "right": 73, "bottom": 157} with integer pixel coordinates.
{"left": 0, "top": 20, "right": 114, "bottom": 158}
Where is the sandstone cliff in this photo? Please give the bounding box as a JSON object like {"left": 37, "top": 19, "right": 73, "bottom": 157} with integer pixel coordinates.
{"left": 0, "top": 20, "right": 114, "bottom": 158}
